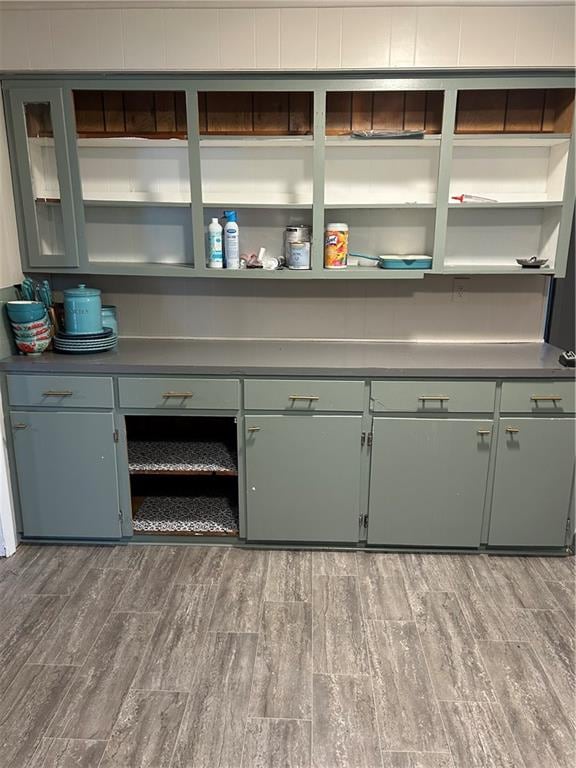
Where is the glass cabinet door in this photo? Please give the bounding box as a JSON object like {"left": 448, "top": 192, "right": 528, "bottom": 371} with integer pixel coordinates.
{"left": 8, "top": 89, "right": 81, "bottom": 269}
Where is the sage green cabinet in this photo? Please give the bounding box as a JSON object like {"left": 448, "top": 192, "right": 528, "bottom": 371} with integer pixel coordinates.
{"left": 10, "top": 410, "right": 122, "bottom": 539}
{"left": 245, "top": 415, "right": 362, "bottom": 542}
{"left": 367, "top": 418, "right": 492, "bottom": 547}
{"left": 488, "top": 418, "right": 575, "bottom": 548}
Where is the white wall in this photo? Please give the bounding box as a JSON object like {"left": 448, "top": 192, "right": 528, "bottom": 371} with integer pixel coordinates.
{"left": 0, "top": 91, "right": 21, "bottom": 557}
{"left": 0, "top": 92, "right": 23, "bottom": 290}
{"left": 52, "top": 273, "right": 551, "bottom": 343}
{"left": 0, "top": 396, "right": 17, "bottom": 557}
{"left": 0, "top": 3, "right": 574, "bottom": 71}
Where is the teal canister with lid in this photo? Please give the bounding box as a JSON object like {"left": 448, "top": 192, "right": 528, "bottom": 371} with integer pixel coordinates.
{"left": 63, "top": 284, "right": 103, "bottom": 335}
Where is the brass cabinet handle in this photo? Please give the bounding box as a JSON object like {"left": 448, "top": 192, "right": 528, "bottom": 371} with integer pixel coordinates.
{"left": 162, "top": 392, "right": 193, "bottom": 398}
{"left": 505, "top": 427, "right": 520, "bottom": 434}
{"left": 530, "top": 395, "right": 562, "bottom": 402}
{"left": 476, "top": 430, "right": 491, "bottom": 435}
{"left": 13, "top": 423, "right": 28, "bottom": 429}
{"left": 289, "top": 395, "right": 320, "bottom": 401}
{"left": 247, "top": 427, "right": 261, "bottom": 433}
{"left": 42, "top": 390, "right": 73, "bottom": 397}
{"left": 418, "top": 395, "right": 450, "bottom": 402}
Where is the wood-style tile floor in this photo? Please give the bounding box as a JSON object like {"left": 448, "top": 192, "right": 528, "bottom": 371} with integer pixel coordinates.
{"left": 0, "top": 545, "right": 574, "bottom": 767}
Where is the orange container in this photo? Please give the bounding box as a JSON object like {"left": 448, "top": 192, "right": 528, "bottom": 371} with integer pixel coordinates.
{"left": 324, "top": 223, "right": 349, "bottom": 269}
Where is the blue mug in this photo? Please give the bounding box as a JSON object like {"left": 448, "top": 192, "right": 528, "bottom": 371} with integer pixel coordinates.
{"left": 63, "top": 284, "right": 103, "bottom": 335}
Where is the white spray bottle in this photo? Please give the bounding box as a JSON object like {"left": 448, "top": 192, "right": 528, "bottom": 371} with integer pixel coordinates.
{"left": 208, "top": 217, "right": 223, "bottom": 269}
{"left": 223, "top": 210, "right": 240, "bottom": 270}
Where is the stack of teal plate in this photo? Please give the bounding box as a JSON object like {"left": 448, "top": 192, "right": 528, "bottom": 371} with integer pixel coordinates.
{"left": 53, "top": 328, "right": 117, "bottom": 354}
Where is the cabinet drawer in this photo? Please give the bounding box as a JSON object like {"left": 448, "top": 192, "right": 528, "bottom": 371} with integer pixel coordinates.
{"left": 7, "top": 375, "right": 114, "bottom": 409}
{"left": 370, "top": 380, "right": 496, "bottom": 413}
{"left": 118, "top": 377, "right": 239, "bottom": 410}
{"left": 500, "top": 381, "right": 575, "bottom": 414}
{"left": 244, "top": 379, "right": 364, "bottom": 412}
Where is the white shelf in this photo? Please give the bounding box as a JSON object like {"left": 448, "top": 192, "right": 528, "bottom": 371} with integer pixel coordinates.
{"left": 448, "top": 201, "right": 563, "bottom": 210}
{"left": 200, "top": 136, "right": 314, "bottom": 148}
{"left": 87, "top": 198, "right": 190, "bottom": 207}
{"left": 203, "top": 201, "right": 311, "bottom": 209}
{"left": 76, "top": 137, "right": 187, "bottom": 148}
{"left": 452, "top": 134, "right": 571, "bottom": 147}
{"left": 326, "top": 136, "right": 441, "bottom": 147}
{"left": 443, "top": 265, "right": 554, "bottom": 275}
{"left": 325, "top": 202, "right": 435, "bottom": 209}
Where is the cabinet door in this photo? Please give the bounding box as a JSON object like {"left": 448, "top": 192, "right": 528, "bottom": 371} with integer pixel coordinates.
{"left": 7, "top": 88, "right": 83, "bottom": 269}
{"left": 245, "top": 415, "right": 362, "bottom": 542}
{"left": 488, "top": 418, "right": 575, "bottom": 548}
{"left": 368, "top": 418, "right": 492, "bottom": 547}
{"left": 11, "top": 411, "right": 121, "bottom": 539}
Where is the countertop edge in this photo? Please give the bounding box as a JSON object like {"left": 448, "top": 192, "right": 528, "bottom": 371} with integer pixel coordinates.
{"left": 1, "top": 341, "right": 574, "bottom": 379}
{"left": 1, "top": 364, "right": 574, "bottom": 378}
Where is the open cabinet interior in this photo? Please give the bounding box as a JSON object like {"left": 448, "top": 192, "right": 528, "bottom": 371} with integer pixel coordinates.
{"left": 449, "top": 140, "right": 569, "bottom": 205}
{"left": 16, "top": 82, "right": 575, "bottom": 278}
{"left": 445, "top": 206, "right": 560, "bottom": 270}
{"left": 454, "top": 89, "right": 574, "bottom": 134}
{"left": 325, "top": 208, "right": 435, "bottom": 261}
{"left": 125, "top": 415, "right": 239, "bottom": 536}
{"left": 72, "top": 90, "right": 194, "bottom": 267}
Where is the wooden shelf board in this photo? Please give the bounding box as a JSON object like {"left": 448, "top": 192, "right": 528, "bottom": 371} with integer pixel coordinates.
{"left": 130, "top": 469, "right": 238, "bottom": 477}
{"left": 131, "top": 494, "right": 239, "bottom": 536}
{"left": 128, "top": 439, "right": 237, "bottom": 476}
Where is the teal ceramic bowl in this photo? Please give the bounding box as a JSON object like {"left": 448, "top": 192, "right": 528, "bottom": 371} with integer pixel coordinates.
{"left": 7, "top": 301, "right": 47, "bottom": 323}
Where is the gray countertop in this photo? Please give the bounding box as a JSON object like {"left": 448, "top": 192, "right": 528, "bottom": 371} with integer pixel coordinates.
{"left": 0, "top": 339, "right": 573, "bottom": 378}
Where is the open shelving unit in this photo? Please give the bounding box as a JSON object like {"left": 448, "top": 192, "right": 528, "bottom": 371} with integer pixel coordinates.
{"left": 125, "top": 415, "right": 239, "bottom": 537}
{"left": 6, "top": 77, "right": 575, "bottom": 279}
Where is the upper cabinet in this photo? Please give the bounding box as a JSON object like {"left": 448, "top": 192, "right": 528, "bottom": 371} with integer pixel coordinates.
{"left": 72, "top": 89, "right": 194, "bottom": 271}
{"left": 3, "top": 76, "right": 575, "bottom": 279}
{"left": 198, "top": 90, "right": 315, "bottom": 272}
{"left": 7, "top": 89, "right": 83, "bottom": 269}
{"left": 323, "top": 90, "right": 442, "bottom": 276}
{"left": 446, "top": 88, "right": 574, "bottom": 274}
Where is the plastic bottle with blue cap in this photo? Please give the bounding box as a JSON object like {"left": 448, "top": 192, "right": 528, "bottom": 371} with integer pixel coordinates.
{"left": 223, "top": 210, "right": 240, "bottom": 270}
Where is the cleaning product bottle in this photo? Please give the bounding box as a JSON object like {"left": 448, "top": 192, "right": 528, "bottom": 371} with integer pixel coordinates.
{"left": 223, "top": 210, "right": 240, "bottom": 270}
{"left": 208, "top": 217, "right": 223, "bottom": 269}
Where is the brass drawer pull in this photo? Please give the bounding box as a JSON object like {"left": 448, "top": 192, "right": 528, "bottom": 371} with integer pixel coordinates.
{"left": 13, "top": 423, "right": 28, "bottom": 429}
{"left": 505, "top": 427, "right": 520, "bottom": 434}
{"left": 476, "top": 430, "right": 491, "bottom": 436}
{"left": 418, "top": 395, "right": 450, "bottom": 402}
{"left": 247, "top": 427, "right": 261, "bottom": 433}
{"left": 530, "top": 395, "right": 562, "bottom": 402}
{"left": 42, "top": 390, "right": 73, "bottom": 397}
{"left": 162, "top": 392, "right": 193, "bottom": 398}
{"left": 289, "top": 395, "right": 320, "bottom": 401}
